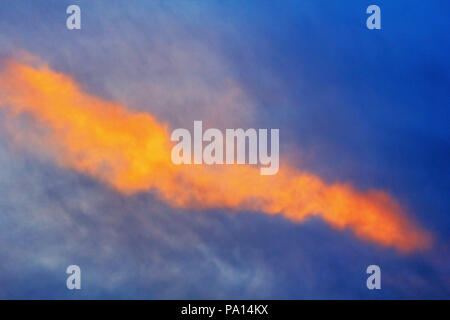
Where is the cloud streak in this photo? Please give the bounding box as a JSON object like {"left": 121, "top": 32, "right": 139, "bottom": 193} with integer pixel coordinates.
{"left": 0, "top": 56, "right": 432, "bottom": 253}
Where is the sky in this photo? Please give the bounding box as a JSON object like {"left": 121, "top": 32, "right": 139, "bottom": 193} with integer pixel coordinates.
{"left": 0, "top": 0, "right": 449, "bottom": 299}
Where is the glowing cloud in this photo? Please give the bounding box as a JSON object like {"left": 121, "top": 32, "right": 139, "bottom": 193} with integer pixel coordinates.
{"left": 0, "top": 58, "right": 432, "bottom": 252}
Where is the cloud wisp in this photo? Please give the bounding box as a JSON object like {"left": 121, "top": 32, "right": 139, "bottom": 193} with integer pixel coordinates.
{"left": 0, "top": 57, "right": 432, "bottom": 253}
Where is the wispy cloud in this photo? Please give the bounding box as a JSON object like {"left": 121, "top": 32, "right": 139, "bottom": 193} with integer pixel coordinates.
{"left": 0, "top": 58, "right": 432, "bottom": 252}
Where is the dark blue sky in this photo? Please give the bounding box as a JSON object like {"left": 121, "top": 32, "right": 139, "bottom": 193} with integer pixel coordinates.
{"left": 0, "top": 1, "right": 448, "bottom": 299}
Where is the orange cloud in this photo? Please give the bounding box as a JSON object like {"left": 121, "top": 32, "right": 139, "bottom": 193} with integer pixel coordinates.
{"left": 0, "top": 58, "right": 432, "bottom": 252}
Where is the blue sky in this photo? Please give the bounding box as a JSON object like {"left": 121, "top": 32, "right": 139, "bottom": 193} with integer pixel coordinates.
{"left": 0, "top": 1, "right": 448, "bottom": 299}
